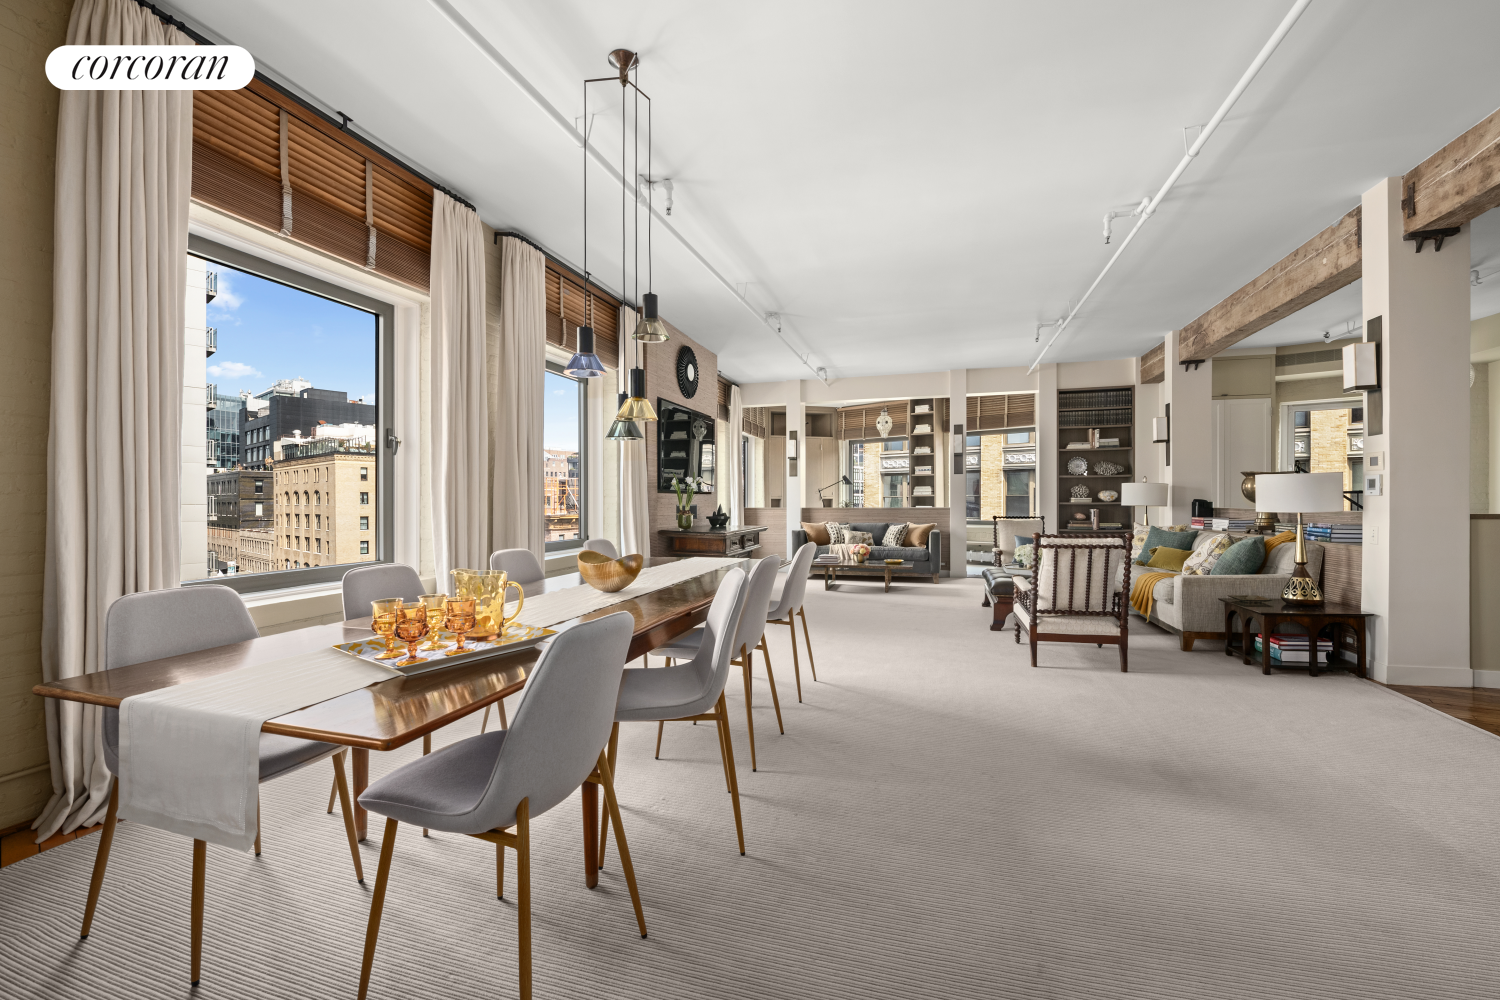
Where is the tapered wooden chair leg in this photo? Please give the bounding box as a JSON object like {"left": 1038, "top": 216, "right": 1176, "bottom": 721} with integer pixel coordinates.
{"left": 327, "top": 778, "right": 338, "bottom": 814}
{"left": 516, "top": 798, "right": 532, "bottom": 1000}
{"left": 480, "top": 704, "right": 490, "bottom": 733}
{"left": 759, "top": 638, "right": 785, "bottom": 735}
{"left": 254, "top": 794, "right": 261, "bottom": 856}
{"left": 357, "top": 818, "right": 400, "bottom": 1000}
{"left": 597, "top": 722, "right": 620, "bottom": 869}
{"left": 595, "top": 751, "right": 647, "bottom": 937}
{"left": 785, "top": 619, "right": 803, "bottom": 702}
{"left": 190, "top": 839, "right": 206, "bottom": 985}
{"left": 496, "top": 839, "right": 505, "bottom": 899}
{"left": 715, "top": 696, "right": 746, "bottom": 855}
{"left": 80, "top": 779, "right": 119, "bottom": 939}
{"left": 332, "top": 751, "right": 364, "bottom": 882}
{"left": 799, "top": 607, "right": 818, "bottom": 682}
{"left": 740, "top": 647, "right": 757, "bottom": 771}
{"left": 654, "top": 721, "right": 665, "bottom": 758}
{"left": 715, "top": 708, "right": 734, "bottom": 793}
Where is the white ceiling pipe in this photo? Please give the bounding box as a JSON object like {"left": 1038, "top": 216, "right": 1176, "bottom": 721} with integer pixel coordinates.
{"left": 425, "top": 0, "right": 829, "bottom": 384}
{"left": 1028, "top": 0, "right": 1313, "bottom": 375}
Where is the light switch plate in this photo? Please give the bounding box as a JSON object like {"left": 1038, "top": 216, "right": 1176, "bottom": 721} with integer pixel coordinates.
{"left": 1364, "top": 472, "right": 1383, "bottom": 496}
{"left": 1366, "top": 451, "right": 1384, "bottom": 471}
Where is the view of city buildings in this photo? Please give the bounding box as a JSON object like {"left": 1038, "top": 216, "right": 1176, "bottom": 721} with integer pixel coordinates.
{"left": 544, "top": 447, "right": 580, "bottom": 542}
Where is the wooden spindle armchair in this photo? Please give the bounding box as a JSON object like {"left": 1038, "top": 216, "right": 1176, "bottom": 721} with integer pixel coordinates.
{"left": 1013, "top": 532, "right": 1132, "bottom": 671}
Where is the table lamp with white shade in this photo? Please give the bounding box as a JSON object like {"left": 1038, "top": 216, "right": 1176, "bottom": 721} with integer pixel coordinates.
{"left": 1120, "top": 482, "right": 1168, "bottom": 527}
{"left": 1254, "top": 471, "right": 1345, "bottom": 604}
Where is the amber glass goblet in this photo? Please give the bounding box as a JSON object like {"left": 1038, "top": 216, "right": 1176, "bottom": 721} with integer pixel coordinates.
{"left": 393, "top": 606, "right": 431, "bottom": 667}
{"left": 370, "top": 598, "right": 404, "bottom": 660}
{"left": 443, "top": 597, "right": 477, "bottom": 657}
{"left": 419, "top": 593, "right": 449, "bottom": 650}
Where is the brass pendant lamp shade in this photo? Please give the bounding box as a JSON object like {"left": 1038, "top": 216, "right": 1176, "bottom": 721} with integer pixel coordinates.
{"left": 615, "top": 367, "right": 657, "bottom": 422}
{"left": 632, "top": 292, "right": 669, "bottom": 342}
{"left": 607, "top": 391, "right": 644, "bottom": 440}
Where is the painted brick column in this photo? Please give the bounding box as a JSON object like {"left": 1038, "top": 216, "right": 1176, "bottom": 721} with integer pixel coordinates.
{"left": 1163, "top": 331, "right": 1214, "bottom": 525}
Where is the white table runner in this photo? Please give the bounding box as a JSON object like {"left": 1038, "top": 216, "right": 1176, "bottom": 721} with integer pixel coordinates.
{"left": 510, "top": 556, "right": 738, "bottom": 628}
{"left": 118, "top": 648, "right": 399, "bottom": 851}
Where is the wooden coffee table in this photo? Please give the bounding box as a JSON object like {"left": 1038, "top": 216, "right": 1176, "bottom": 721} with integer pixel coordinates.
{"left": 818, "top": 560, "right": 912, "bottom": 593}
{"left": 1220, "top": 597, "right": 1371, "bottom": 677}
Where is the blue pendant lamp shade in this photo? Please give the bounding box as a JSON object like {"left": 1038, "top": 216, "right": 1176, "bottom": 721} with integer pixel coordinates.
{"left": 632, "top": 292, "right": 669, "bottom": 343}
{"left": 606, "top": 391, "right": 644, "bottom": 440}
{"left": 564, "top": 325, "right": 606, "bottom": 378}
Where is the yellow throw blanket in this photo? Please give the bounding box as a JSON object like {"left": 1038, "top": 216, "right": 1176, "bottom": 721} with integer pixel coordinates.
{"left": 1264, "top": 530, "right": 1295, "bottom": 556}
{"left": 1130, "top": 571, "right": 1175, "bottom": 620}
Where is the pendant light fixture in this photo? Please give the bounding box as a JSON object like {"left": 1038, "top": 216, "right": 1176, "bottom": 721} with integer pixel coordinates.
{"left": 632, "top": 79, "right": 668, "bottom": 343}
{"left": 605, "top": 48, "right": 656, "bottom": 423}
{"left": 606, "top": 391, "right": 644, "bottom": 439}
{"left": 562, "top": 279, "right": 604, "bottom": 378}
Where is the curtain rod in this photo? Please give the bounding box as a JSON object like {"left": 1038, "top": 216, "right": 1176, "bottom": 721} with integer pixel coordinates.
{"left": 130, "top": 0, "right": 476, "bottom": 212}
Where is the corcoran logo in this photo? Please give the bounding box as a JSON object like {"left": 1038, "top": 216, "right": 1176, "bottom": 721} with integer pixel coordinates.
{"left": 46, "top": 45, "right": 255, "bottom": 90}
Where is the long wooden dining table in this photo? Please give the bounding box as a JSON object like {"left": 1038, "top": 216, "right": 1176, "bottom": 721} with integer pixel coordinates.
{"left": 33, "top": 558, "right": 743, "bottom": 886}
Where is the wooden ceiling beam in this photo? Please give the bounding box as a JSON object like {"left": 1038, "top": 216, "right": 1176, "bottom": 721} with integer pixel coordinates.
{"left": 1177, "top": 206, "right": 1362, "bottom": 362}
{"left": 1139, "top": 342, "right": 1165, "bottom": 384}
{"left": 1402, "top": 106, "right": 1500, "bottom": 233}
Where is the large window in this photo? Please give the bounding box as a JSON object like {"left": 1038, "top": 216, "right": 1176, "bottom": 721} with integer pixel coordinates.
{"left": 847, "top": 437, "right": 912, "bottom": 508}
{"left": 965, "top": 428, "right": 1037, "bottom": 521}
{"left": 543, "top": 365, "right": 586, "bottom": 549}
{"left": 1282, "top": 401, "right": 1363, "bottom": 509}
{"left": 186, "top": 236, "right": 394, "bottom": 592}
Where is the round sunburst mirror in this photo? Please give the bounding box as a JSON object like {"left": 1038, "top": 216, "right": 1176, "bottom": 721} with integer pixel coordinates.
{"left": 676, "top": 345, "right": 699, "bottom": 398}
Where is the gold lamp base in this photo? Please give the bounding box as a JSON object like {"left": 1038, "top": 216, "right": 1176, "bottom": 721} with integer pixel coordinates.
{"left": 1281, "top": 563, "right": 1324, "bottom": 604}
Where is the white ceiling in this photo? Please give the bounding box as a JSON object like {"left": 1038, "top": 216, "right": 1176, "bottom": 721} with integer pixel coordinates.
{"left": 164, "top": 0, "right": 1500, "bottom": 383}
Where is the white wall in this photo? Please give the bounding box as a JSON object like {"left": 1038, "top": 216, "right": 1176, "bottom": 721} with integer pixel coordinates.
{"left": 1212, "top": 398, "right": 1273, "bottom": 508}
{"left": 1163, "top": 332, "right": 1214, "bottom": 524}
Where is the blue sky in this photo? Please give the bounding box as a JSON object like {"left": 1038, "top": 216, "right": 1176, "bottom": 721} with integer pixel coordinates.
{"left": 544, "top": 370, "right": 579, "bottom": 452}
{"left": 203, "top": 261, "right": 377, "bottom": 403}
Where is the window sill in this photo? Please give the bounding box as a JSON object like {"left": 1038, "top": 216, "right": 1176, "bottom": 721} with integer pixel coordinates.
{"left": 238, "top": 573, "right": 437, "bottom": 635}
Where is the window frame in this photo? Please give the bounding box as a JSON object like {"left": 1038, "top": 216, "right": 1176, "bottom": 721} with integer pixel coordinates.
{"left": 183, "top": 235, "right": 395, "bottom": 595}
{"left": 543, "top": 361, "right": 589, "bottom": 552}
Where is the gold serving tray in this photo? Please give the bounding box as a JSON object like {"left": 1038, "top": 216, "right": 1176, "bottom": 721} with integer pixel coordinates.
{"left": 333, "top": 624, "right": 557, "bottom": 676}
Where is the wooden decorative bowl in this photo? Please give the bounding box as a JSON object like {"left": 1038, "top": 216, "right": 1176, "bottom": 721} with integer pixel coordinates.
{"left": 577, "top": 551, "right": 644, "bottom": 592}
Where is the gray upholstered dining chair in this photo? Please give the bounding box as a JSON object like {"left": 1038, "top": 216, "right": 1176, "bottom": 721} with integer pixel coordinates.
{"left": 582, "top": 538, "right": 620, "bottom": 559}
{"left": 82, "top": 586, "right": 363, "bottom": 987}
{"left": 354, "top": 611, "right": 643, "bottom": 1000}
{"left": 647, "top": 554, "right": 783, "bottom": 771}
{"left": 598, "top": 568, "right": 750, "bottom": 858}
{"left": 766, "top": 542, "right": 820, "bottom": 702}
{"left": 340, "top": 562, "right": 424, "bottom": 620}
{"left": 489, "top": 547, "right": 546, "bottom": 588}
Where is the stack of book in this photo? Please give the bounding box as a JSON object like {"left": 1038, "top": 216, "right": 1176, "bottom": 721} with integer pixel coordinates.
{"left": 1098, "top": 521, "right": 1124, "bottom": 529}
{"left": 1065, "top": 441, "right": 1094, "bottom": 450}
{"left": 1190, "top": 517, "right": 1208, "bottom": 529}
{"left": 1096, "top": 437, "right": 1120, "bottom": 448}
{"left": 1303, "top": 523, "right": 1362, "bottom": 543}
{"left": 912, "top": 486, "right": 933, "bottom": 497}
{"left": 1253, "top": 634, "right": 1333, "bottom": 663}
{"left": 1210, "top": 517, "right": 1254, "bottom": 531}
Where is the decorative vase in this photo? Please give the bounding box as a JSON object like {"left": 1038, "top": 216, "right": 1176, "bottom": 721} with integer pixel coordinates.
{"left": 677, "top": 509, "right": 693, "bottom": 530}
{"left": 707, "top": 505, "right": 729, "bottom": 529}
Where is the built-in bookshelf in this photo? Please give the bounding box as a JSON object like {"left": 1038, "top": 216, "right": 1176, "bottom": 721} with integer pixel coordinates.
{"left": 908, "top": 397, "right": 939, "bottom": 507}
{"left": 1057, "top": 386, "right": 1134, "bottom": 531}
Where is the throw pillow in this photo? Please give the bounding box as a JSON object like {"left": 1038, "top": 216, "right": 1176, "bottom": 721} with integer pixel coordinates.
{"left": 825, "top": 522, "right": 851, "bottom": 545}
{"left": 1180, "top": 532, "right": 1232, "bottom": 576}
{"left": 1145, "top": 545, "right": 1193, "bottom": 572}
{"left": 1134, "top": 525, "right": 1198, "bottom": 564}
{"left": 846, "top": 530, "right": 875, "bottom": 545}
{"left": 882, "top": 524, "right": 909, "bottom": 546}
{"left": 905, "top": 523, "right": 937, "bottom": 546}
{"left": 1209, "top": 535, "right": 1266, "bottom": 575}
{"left": 1130, "top": 522, "right": 1150, "bottom": 562}
{"left": 1013, "top": 543, "right": 1034, "bottom": 568}
{"left": 801, "top": 522, "right": 831, "bottom": 546}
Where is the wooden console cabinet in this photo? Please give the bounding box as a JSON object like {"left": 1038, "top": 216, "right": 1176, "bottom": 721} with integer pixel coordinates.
{"left": 658, "top": 525, "right": 766, "bottom": 558}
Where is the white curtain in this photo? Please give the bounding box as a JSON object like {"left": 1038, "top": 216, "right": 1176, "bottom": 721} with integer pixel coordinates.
{"left": 35, "top": 0, "right": 193, "bottom": 841}
{"left": 726, "top": 384, "right": 744, "bottom": 527}
{"left": 618, "top": 303, "right": 651, "bottom": 556}
{"left": 491, "top": 237, "right": 545, "bottom": 562}
{"left": 429, "top": 192, "right": 488, "bottom": 585}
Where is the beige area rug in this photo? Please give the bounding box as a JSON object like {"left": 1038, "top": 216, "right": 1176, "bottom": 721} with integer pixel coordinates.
{"left": 4, "top": 575, "right": 1500, "bottom": 998}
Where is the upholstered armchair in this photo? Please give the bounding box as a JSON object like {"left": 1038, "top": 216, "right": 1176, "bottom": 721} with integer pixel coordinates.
{"left": 1014, "top": 532, "right": 1132, "bottom": 672}
{"left": 991, "top": 515, "right": 1046, "bottom": 567}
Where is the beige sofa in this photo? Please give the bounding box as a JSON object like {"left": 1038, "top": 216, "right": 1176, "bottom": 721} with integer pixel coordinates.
{"left": 1130, "top": 539, "right": 1325, "bottom": 650}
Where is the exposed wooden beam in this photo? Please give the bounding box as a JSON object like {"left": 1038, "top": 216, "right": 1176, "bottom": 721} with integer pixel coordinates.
{"left": 1139, "top": 342, "right": 1165, "bottom": 384}
{"left": 1177, "top": 207, "right": 1362, "bottom": 362}
{"left": 1402, "top": 106, "right": 1500, "bottom": 233}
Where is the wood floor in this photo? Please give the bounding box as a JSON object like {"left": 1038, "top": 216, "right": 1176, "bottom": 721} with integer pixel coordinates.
{"left": 1390, "top": 685, "right": 1500, "bottom": 738}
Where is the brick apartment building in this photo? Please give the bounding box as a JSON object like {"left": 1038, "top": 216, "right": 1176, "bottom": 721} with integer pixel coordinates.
{"left": 274, "top": 439, "right": 377, "bottom": 570}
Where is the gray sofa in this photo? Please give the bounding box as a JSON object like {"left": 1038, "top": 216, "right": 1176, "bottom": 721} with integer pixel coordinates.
{"left": 790, "top": 522, "right": 942, "bottom": 583}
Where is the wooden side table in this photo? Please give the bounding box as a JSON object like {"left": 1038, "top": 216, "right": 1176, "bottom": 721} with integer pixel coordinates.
{"left": 657, "top": 525, "right": 766, "bottom": 557}
{"left": 1220, "top": 597, "right": 1371, "bottom": 677}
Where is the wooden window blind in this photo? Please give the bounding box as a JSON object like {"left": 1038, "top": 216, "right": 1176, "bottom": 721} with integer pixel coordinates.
{"left": 742, "top": 407, "right": 769, "bottom": 439}
{"left": 717, "top": 377, "right": 732, "bottom": 421}
{"left": 192, "top": 80, "right": 433, "bottom": 291}
{"left": 966, "top": 393, "right": 1037, "bottom": 431}
{"left": 838, "top": 400, "right": 910, "bottom": 440}
{"left": 544, "top": 260, "right": 620, "bottom": 370}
